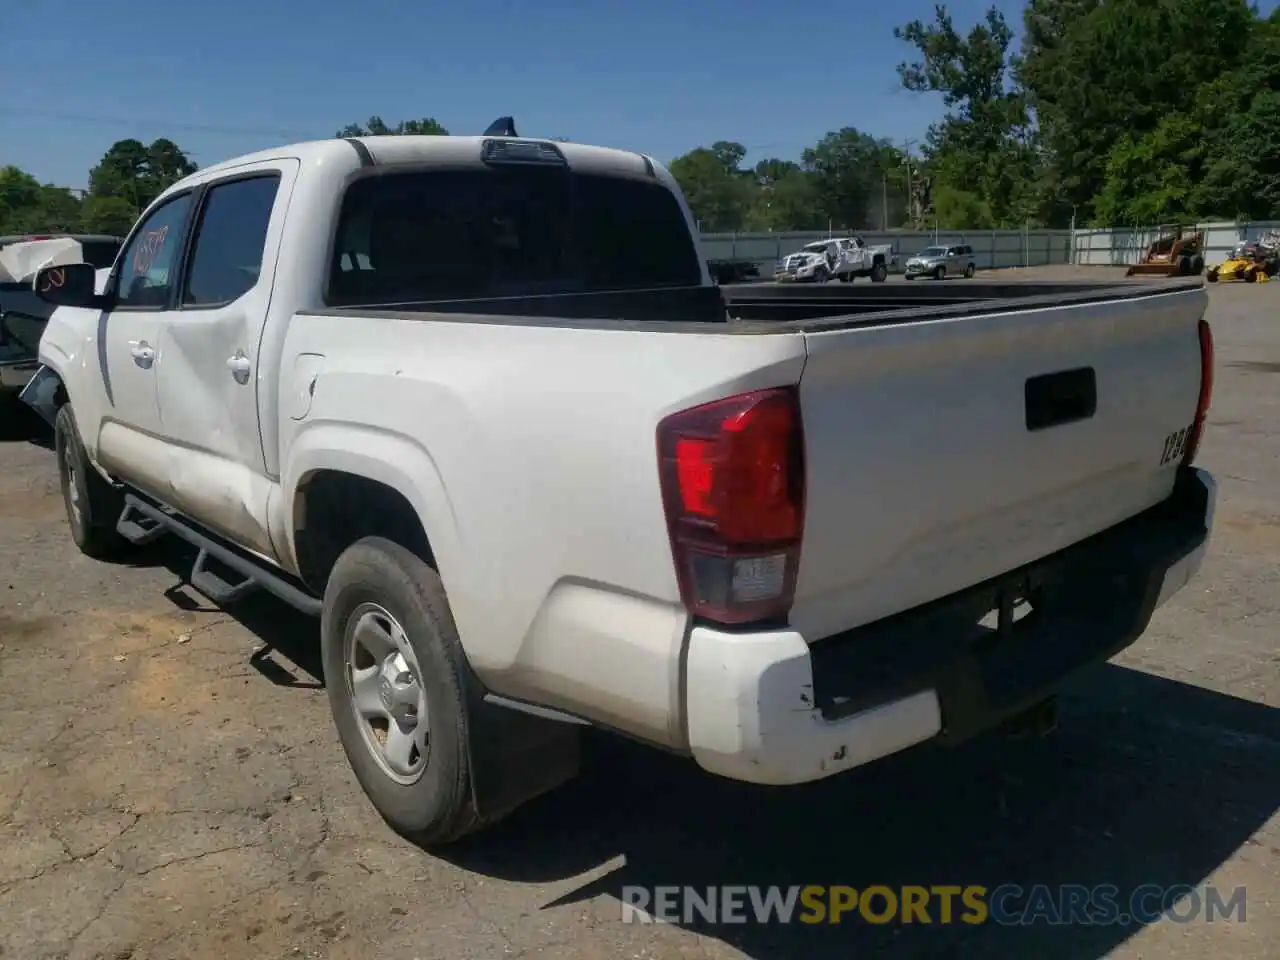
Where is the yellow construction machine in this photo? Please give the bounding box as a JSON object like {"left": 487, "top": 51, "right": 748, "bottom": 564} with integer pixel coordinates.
{"left": 1125, "top": 228, "right": 1206, "bottom": 278}
{"left": 1206, "top": 233, "right": 1279, "bottom": 284}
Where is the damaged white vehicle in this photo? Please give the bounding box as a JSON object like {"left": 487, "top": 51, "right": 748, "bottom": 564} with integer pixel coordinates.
{"left": 774, "top": 236, "right": 895, "bottom": 283}
{"left": 0, "top": 236, "right": 119, "bottom": 399}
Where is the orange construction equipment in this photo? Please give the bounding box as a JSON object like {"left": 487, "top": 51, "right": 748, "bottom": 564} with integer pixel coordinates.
{"left": 1126, "top": 228, "right": 1206, "bottom": 277}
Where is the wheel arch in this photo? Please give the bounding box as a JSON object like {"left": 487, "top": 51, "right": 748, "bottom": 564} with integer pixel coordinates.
{"left": 284, "top": 425, "right": 464, "bottom": 601}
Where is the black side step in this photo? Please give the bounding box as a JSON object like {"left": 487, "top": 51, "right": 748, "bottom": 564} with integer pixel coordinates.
{"left": 120, "top": 494, "right": 322, "bottom": 617}
{"left": 190, "top": 547, "right": 258, "bottom": 605}
{"left": 116, "top": 502, "right": 167, "bottom": 545}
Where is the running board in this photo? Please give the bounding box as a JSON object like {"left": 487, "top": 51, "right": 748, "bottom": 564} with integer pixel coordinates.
{"left": 119, "top": 494, "right": 322, "bottom": 617}
{"left": 115, "top": 501, "right": 168, "bottom": 545}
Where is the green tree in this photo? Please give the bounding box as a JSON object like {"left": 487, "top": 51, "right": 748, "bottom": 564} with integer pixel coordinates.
{"left": 668, "top": 142, "right": 754, "bottom": 231}
{"left": 1017, "top": 0, "right": 1257, "bottom": 221}
{"left": 895, "top": 4, "right": 1041, "bottom": 227}
{"left": 1192, "top": 11, "right": 1280, "bottom": 219}
{"left": 745, "top": 159, "right": 821, "bottom": 231}
{"left": 88, "top": 138, "right": 197, "bottom": 213}
{"left": 0, "top": 166, "right": 84, "bottom": 234}
{"left": 1094, "top": 113, "right": 1205, "bottom": 225}
{"left": 336, "top": 116, "right": 449, "bottom": 136}
{"left": 79, "top": 195, "right": 140, "bottom": 235}
{"left": 800, "top": 128, "right": 900, "bottom": 229}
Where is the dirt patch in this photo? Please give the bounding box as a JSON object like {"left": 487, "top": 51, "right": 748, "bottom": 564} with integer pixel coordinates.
{"left": 1216, "top": 506, "right": 1280, "bottom": 554}
{"left": 0, "top": 483, "right": 63, "bottom": 523}
{"left": 0, "top": 612, "right": 59, "bottom": 645}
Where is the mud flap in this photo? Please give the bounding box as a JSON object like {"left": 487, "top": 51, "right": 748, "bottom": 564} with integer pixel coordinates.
{"left": 464, "top": 687, "right": 582, "bottom": 824}
{"left": 18, "top": 364, "right": 60, "bottom": 427}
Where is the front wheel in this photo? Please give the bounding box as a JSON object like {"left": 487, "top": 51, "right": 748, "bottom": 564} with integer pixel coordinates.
{"left": 933, "top": 264, "right": 946, "bottom": 281}
{"left": 1206, "top": 268, "right": 1219, "bottom": 282}
{"left": 812, "top": 266, "right": 830, "bottom": 284}
{"left": 1244, "top": 268, "right": 1257, "bottom": 283}
{"left": 54, "top": 405, "right": 127, "bottom": 559}
{"left": 870, "top": 262, "right": 888, "bottom": 283}
{"left": 321, "top": 537, "right": 482, "bottom": 846}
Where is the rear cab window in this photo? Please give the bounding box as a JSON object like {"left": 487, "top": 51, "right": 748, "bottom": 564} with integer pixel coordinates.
{"left": 325, "top": 161, "right": 705, "bottom": 308}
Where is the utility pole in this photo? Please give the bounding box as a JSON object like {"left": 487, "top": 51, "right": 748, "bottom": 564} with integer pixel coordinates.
{"left": 901, "top": 139, "right": 918, "bottom": 230}
{"left": 881, "top": 173, "right": 889, "bottom": 231}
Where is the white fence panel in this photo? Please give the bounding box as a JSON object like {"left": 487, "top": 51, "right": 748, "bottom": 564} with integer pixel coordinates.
{"left": 1072, "top": 220, "right": 1280, "bottom": 265}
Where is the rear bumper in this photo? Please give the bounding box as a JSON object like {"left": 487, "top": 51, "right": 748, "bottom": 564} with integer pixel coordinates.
{"left": 684, "top": 467, "right": 1216, "bottom": 785}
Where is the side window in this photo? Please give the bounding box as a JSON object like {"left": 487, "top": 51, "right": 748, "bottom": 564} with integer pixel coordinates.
{"left": 183, "top": 175, "right": 281, "bottom": 307}
{"left": 114, "top": 194, "right": 194, "bottom": 309}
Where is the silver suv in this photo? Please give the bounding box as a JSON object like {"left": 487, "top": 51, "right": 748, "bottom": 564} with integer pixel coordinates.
{"left": 904, "top": 243, "right": 977, "bottom": 280}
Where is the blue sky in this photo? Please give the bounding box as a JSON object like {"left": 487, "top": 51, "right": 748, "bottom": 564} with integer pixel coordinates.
{"left": 2, "top": 0, "right": 1274, "bottom": 190}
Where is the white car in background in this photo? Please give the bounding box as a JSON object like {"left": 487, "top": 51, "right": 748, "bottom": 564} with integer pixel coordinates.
{"left": 775, "top": 236, "right": 895, "bottom": 283}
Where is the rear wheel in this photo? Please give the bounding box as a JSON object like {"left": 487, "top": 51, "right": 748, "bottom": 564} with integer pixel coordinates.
{"left": 1191, "top": 255, "right": 1204, "bottom": 274}
{"left": 870, "top": 261, "right": 888, "bottom": 283}
{"left": 54, "top": 405, "right": 128, "bottom": 559}
{"left": 1206, "top": 268, "right": 1219, "bottom": 282}
{"left": 321, "top": 536, "right": 481, "bottom": 846}
{"left": 963, "top": 262, "right": 976, "bottom": 278}
{"left": 933, "top": 264, "right": 946, "bottom": 281}
{"left": 1245, "top": 268, "right": 1257, "bottom": 283}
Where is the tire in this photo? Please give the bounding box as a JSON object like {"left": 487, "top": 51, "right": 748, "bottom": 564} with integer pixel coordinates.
{"left": 1244, "top": 268, "right": 1257, "bottom": 283}
{"left": 1206, "top": 268, "right": 1218, "bottom": 283}
{"left": 54, "top": 405, "right": 127, "bottom": 559}
{"left": 933, "top": 264, "right": 946, "bottom": 281}
{"left": 321, "top": 536, "right": 481, "bottom": 846}
{"left": 870, "top": 261, "right": 888, "bottom": 283}
{"left": 1177, "top": 256, "right": 1191, "bottom": 276}
{"left": 1191, "top": 255, "right": 1204, "bottom": 274}
{"left": 964, "top": 262, "right": 976, "bottom": 278}
{"left": 812, "top": 266, "right": 830, "bottom": 284}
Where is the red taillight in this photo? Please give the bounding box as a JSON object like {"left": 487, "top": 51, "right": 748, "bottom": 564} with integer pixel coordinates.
{"left": 657, "top": 387, "right": 806, "bottom": 625}
{"left": 1181, "top": 318, "right": 1214, "bottom": 466}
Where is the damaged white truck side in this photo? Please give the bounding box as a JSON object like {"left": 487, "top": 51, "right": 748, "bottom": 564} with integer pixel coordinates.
{"left": 25, "top": 126, "right": 1217, "bottom": 846}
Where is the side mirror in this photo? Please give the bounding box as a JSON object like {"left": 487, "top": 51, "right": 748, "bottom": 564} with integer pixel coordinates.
{"left": 33, "top": 262, "right": 98, "bottom": 307}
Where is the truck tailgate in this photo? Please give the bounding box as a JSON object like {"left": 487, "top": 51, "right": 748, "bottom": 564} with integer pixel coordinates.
{"left": 791, "top": 286, "right": 1207, "bottom": 642}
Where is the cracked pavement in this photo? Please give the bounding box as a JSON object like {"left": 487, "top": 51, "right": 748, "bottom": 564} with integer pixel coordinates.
{"left": 0, "top": 275, "right": 1276, "bottom": 959}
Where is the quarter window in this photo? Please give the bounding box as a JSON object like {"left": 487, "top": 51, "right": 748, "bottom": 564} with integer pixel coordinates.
{"left": 183, "top": 176, "right": 281, "bottom": 307}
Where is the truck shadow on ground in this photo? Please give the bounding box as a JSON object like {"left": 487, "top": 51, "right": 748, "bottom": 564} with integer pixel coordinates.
{"left": 454, "top": 669, "right": 1279, "bottom": 959}
{"left": 135, "top": 538, "right": 1278, "bottom": 960}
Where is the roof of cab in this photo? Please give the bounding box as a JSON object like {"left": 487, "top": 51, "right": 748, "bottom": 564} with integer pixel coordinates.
{"left": 168, "top": 135, "right": 665, "bottom": 195}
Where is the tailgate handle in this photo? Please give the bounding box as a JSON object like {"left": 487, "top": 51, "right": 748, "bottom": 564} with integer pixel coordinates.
{"left": 1025, "top": 367, "right": 1097, "bottom": 431}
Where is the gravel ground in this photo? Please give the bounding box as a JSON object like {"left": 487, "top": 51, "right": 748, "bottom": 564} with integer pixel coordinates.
{"left": 0, "top": 280, "right": 1276, "bottom": 959}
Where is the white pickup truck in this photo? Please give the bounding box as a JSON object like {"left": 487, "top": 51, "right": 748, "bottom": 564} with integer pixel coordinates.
{"left": 775, "top": 236, "right": 895, "bottom": 283}
{"left": 24, "top": 124, "right": 1217, "bottom": 847}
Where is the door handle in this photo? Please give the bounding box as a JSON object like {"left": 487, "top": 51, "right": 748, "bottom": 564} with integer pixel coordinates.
{"left": 129, "top": 340, "right": 155, "bottom": 368}
{"left": 226, "top": 350, "right": 252, "bottom": 385}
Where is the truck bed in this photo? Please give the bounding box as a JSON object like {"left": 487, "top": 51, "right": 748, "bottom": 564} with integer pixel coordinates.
{"left": 320, "top": 278, "right": 1204, "bottom": 331}
{"left": 720, "top": 277, "right": 1205, "bottom": 326}
{"left": 308, "top": 275, "right": 1208, "bottom": 649}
